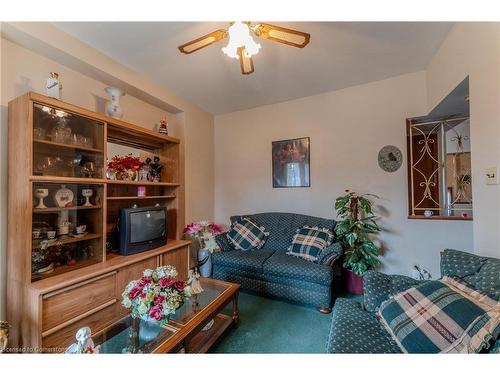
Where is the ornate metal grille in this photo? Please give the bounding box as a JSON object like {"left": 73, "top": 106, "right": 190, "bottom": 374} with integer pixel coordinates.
{"left": 407, "top": 116, "right": 472, "bottom": 218}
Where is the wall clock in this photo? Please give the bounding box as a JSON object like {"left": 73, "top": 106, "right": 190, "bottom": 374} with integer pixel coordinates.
{"left": 378, "top": 145, "right": 402, "bottom": 173}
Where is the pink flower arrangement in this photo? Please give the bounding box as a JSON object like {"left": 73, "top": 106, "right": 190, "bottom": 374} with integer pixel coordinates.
{"left": 121, "top": 265, "right": 190, "bottom": 325}
{"left": 183, "top": 221, "right": 225, "bottom": 253}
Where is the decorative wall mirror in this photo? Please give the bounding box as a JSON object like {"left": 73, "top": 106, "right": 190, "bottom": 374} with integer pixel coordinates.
{"left": 406, "top": 77, "right": 472, "bottom": 220}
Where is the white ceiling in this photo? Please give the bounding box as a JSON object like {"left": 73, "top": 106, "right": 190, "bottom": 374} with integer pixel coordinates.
{"left": 54, "top": 22, "right": 453, "bottom": 115}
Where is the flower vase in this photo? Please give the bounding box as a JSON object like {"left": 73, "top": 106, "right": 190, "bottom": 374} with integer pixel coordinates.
{"left": 105, "top": 87, "right": 124, "bottom": 119}
{"left": 198, "top": 248, "right": 212, "bottom": 277}
{"left": 138, "top": 316, "right": 164, "bottom": 343}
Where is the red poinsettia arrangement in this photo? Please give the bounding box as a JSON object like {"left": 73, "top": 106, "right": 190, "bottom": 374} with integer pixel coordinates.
{"left": 107, "top": 154, "right": 142, "bottom": 173}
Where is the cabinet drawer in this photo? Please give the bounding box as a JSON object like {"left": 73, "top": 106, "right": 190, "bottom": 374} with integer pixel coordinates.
{"left": 42, "top": 272, "right": 117, "bottom": 332}
{"left": 42, "top": 301, "right": 117, "bottom": 352}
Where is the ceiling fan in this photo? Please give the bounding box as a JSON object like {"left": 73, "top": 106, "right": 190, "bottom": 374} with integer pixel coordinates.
{"left": 178, "top": 22, "right": 310, "bottom": 75}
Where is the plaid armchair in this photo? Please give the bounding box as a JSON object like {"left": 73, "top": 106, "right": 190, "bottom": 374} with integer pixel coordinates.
{"left": 326, "top": 249, "right": 500, "bottom": 353}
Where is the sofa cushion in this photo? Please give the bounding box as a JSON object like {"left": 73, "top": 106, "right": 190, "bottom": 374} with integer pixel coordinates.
{"left": 227, "top": 217, "right": 269, "bottom": 251}
{"left": 326, "top": 298, "right": 400, "bottom": 353}
{"left": 441, "top": 249, "right": 486, "bottom": 279}
{"left": 363, "top": 271, "right": 423, "bottom": 313}
{"left": 378, "top": 277, "right": 500, "bottom": 353}
{"left": 263, "top": 252, "right": 333, "bottom": 285}
{"left": 473, "top": 260, "right": 500, "bottom": 301}
{"left": 286, "top": 226, "right": 334, "bottom": 262}
{"left": 211, "top": 249, "right": 275, "bottom": 273}
{"left": 441, "top": 249, "right": 500, "bottom": 301}
{"left": 231, "top": 213, "right": 335, "bottom": 252}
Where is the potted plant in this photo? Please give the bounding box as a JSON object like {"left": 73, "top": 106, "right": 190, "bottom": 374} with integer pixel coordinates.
{"left": 334, "top": 190, "right": 381, "bottom": 295}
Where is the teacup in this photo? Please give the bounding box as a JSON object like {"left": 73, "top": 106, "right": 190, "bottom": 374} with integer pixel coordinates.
{"left": 32, "top": 230, "right": 41, "bottom": 239}
{"left": 76, "top": 225, "right": 86, "bottom": 234}
{"left": 47, "top": 230, "right": 56, "bottom": 240}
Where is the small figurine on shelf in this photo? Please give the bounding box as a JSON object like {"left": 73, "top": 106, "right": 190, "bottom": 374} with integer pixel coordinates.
{"left": 158, "top": 116, "right": 169, "bottom": 135}
{"left": 32, "top": 240, "right": 54, "bottom": 275}
{"left": 46, "top": 72, "right": 62, "bottom": 100}
{"left": 187, "top": 268, "right": 204, "bottom": 295}
{"left": 81, "top": 189, "right": 93, "bottom": 207}
{"left": 138, "top": 157, "right": 152, "bottom": 182}
{"left": 35, "top": 188, "right": 49, "bottom": 209}
{"left": 0, "top": 321, "right": 9, "bottom": 353}
{"left": 150, "top": 156, "right": 163, "bottom": 182}
{"left": 65, "top": 327, "right": 100, "bottom": 354}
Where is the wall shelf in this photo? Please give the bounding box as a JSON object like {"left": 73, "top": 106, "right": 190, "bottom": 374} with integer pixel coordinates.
{"left": 33, "top": 205, "right": 103, "bottom": 213}
{"left": 30, "top": 176, "right": 106, "bottom": 184}
{"left": 33, "top": 139, "right": 103, "bottom": 153}
{"left": 32, "top": 233, "right": 102, "bottom": 249}
{"left": 106, "top": 180, "right": 180, "bottom": 187}
{"left": 106, "top": 195, "right": 176, "bottom": 201}
{"left": 32, "top": 259, "right": 101, "bottom": 281}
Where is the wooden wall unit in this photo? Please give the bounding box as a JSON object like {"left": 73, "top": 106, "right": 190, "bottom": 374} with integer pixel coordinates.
{"left": 7, "top": 92, "right": 190, "bottom": 351}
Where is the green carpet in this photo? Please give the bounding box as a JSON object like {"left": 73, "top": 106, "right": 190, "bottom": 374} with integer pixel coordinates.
{"left": 211, "top": 292, "right": 359, "bottom": 353}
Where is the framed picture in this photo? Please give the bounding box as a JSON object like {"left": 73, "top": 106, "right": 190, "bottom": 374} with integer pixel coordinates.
{"left": 272, "top": 137, "right": 310, "bottom": 188}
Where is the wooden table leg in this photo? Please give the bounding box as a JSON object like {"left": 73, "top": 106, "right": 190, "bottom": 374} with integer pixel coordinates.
{"left": 232, "top": 291, "right": 239, "bottom": 329}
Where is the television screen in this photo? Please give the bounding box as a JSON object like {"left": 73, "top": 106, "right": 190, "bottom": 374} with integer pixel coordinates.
{"left": 129, "top": 209, "right": 166, "bottom": 244}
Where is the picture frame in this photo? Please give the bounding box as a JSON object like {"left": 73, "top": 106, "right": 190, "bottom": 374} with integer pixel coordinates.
{"left": 272, "top": 137, "right": 310, "bottom": 188}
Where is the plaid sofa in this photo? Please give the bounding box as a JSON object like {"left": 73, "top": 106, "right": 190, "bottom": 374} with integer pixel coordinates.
{"left": 326, "top": 249, "right": 500, "bottom": 353}
{"left": 213, "top": 213, "right": 343, "bottom": 309}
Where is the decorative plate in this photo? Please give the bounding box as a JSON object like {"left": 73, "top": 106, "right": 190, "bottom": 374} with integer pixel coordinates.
{"left": 54, "top": 184, "right": 74, "bottom": 208}
{"left": 378, "top": 145, "right": 403, "bottom": 173}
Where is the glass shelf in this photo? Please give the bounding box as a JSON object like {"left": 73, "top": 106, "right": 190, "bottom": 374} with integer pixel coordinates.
{"left": 32, "top": 103, "right": 105, "bottom": 179}
{"left": 31, "top": 181, "right": 104, "bottom": 282}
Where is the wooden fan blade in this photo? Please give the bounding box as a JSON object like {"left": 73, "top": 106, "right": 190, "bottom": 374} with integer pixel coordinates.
{"left": 178, "top": 29, "right": 228, "bottom": 54}
{"left": 252, "top": 23, "right": 310, "bottom": 48}
{"left": 238, "top": 47, "right": 254, "bottom": 75}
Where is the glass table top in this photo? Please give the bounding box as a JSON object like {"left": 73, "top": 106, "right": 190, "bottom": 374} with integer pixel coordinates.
{"left": 94, "top": 279, "right": 231, "bottom": 353}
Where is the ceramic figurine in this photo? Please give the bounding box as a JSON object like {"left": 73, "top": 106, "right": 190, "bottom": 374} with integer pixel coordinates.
{"left": 35, "top": 188, "right": 49, "bottom": 209}
{"left": 0, "top": 321, "right": 8, "bottom": 353}
{"left": 54, "top": 185, "right": 74, "bottom": 208}
{"left": 82, "top": 189, "right": 93, "bottom": 207}
{"left": 150, "top": 156, "right": 163, "bottom": 182}
{"left": 138, "top": 157, "right": 152, "bottom": 181}
{"left": 65, "top": 327, "right": 100, "bottom": 354}
{"left": 158, "top": 116, "right": 169, "bottom": 135}
{"left": 46, "top": 72, "right": 61, "bottom": 100}
{"left": 187, "top": 268, "right": 204, "bottom": 295}
{"left": 105, "top": 87, "right": 125, "bottom": 119}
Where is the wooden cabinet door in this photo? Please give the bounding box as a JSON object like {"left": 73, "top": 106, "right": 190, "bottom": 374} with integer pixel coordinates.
{"left": 161, "top": 246, "right": 189, "bottom": 281}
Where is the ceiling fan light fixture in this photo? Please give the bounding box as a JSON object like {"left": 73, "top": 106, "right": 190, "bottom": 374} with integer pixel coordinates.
{"left": 221, "top": 21, "right": 261, "bottom": 59}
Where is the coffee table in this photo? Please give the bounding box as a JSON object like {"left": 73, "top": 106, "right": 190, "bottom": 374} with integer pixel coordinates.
{"left": 93, "top": 278, "right": 240, "bottom": 353}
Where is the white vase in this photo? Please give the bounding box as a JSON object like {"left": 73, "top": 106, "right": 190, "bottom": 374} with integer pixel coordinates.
{"left": 105, "top": 87, "right": 124, "bottom": 119}
{"left": 198, "top": 248, "right": 212, "bottom": 277}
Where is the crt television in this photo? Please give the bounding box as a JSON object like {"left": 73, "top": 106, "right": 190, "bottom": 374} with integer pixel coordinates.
{"left": 118, "top": 205, "right": 167, "bottom": 255}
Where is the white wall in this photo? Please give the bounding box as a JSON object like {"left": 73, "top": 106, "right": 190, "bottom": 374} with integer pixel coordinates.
{"left": 215, "top": 71, "right": 474, "bottom": 277}
{"left": 0, "top": 37, "right": 214, "bottom": 319}
{"left": 426, "top": 23, "right": 500, "bottom": 259}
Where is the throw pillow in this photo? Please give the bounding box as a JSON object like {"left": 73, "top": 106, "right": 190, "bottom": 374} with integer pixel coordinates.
{"left": 226, "top": 218, "right": 269, "bottom": 251}
{"left": 286, "top": 226, "right": 334, "bottom": 262}
{"left": 377, "top": 277, "right": 500, "bottom": 353}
